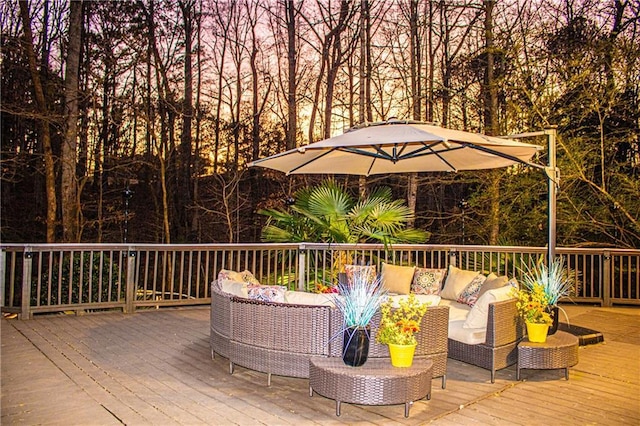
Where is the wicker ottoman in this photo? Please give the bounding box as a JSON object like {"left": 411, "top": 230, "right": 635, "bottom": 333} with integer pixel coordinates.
{"left": 309, "top": 357, "right": 433, "bottom": 417}
{"left": 517, "top": 330, "right": 579, "bottom": 380}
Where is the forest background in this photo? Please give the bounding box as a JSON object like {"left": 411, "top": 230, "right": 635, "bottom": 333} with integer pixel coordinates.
{"left": 1, "top": 0, "right": 638, "bottom": 248}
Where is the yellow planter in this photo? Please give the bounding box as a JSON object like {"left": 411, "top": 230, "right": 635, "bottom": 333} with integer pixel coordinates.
{"left": 526, "top": 322, "right": 550, "bottom": 343}
{"left": 388, "top": 343, "right": 417, "bottom": 367}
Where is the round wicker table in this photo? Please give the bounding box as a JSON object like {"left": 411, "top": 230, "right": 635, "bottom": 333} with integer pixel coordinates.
{"left": 309, "top": 357, "right": 433, "bottom": 417}
{"left": 517, "top": 330, "right": 579, "bottom": 380}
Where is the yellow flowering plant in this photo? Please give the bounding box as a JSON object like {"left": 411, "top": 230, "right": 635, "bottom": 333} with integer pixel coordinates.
{"left": 376, "top": 294, "right": 429, "bottom": 346}
{"left": 512, "top": 283, "right": 553, "bottom": 325}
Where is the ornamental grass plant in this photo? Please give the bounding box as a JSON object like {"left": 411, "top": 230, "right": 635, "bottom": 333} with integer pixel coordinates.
{"left": 331, "top": 268, "right": 387, "bottom": 330}
{"left": 521, "top": 257, "right": 576, "bottom": 306}
{"left": 376, "top": 294, "right": 429, "bottom": 346}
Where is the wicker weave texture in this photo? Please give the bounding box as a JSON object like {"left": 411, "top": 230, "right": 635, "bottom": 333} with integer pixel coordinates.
{"left": 518, "top": 331, "right": 579, "bottom": 373}
{"left": 309, "top": 357, "right": 433, "bottom": 407}
{"left": 210, "top": 285, "right": 231, "bottom": 358}
{"left": 210, "top": 286, "right": 449, "bottom": 383}
{"left": 447, "top": 299, "right": 523, "bottom": 382}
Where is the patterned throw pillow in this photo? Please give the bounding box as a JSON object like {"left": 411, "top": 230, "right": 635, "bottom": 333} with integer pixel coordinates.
{"left": 344, "top": 264, "right": 377, "bottom": 284}
{"left": 456, "top": 274, "right": 488, "bottom": 307}
{"left": 247, "top": 284, "right": 287, "bottom": 303}
{"left": 218, "top": 269, "right": 260, "bottom": 285}
{"left": 240, "top": 270, "right": 261, "bottom": 285}
{"left": 218, "top": 269, "right": 243, "bottom": 282}
{"left": 411, "top": 268, "right": 446, "bottom": 295}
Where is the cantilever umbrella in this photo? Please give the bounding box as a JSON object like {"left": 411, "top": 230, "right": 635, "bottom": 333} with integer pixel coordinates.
{"left": 250, "top": 120, "right": 543, "bottom": 175}
{"left": 251, "top": 119, "right": 555, "bottom": 267}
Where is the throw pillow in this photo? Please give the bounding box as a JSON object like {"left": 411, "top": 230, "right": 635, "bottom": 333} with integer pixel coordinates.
{"left": 475, "top": 274, "right": 508, "bottom": 300}
{"left": 463, "top": 282, "right": 518, "bottom": 329}
{"left": 219, "top": 279, "right": 249, "bottom": 298}
{"left": 247, "top": 284, "right": 287, "bottom": 303}
{"left": 411, "top": 268, "right": 446, "bottom": 295}
{"left": 217, "top": 269, "right": 244, "bottom": 282}
{"left": 456, "top": 274, "right": 488, "bottom": 306}
{"left": 344, "top": 264, "right": 377, "bottom": 284}
{"left": 218, "top": 269, "right": 260, "bottom": 285}
{"left": 380, "top": 262, "right": 416, "bottom": 295}
{"left": 240, "top": 270, "right": 261, "bottom": 285}
{"left": 439, "top": 265, "right": 480, "bottom": 300}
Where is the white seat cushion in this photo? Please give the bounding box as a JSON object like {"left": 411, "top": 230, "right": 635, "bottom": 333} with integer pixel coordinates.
{"left": 438, "top": 299, "right": 472, "bottom": 322}
{"left": 448, "top": 320, "right": 486, "bottom": 344}
{"left": 285, "top": 291, "right": 335, "bottom": 306}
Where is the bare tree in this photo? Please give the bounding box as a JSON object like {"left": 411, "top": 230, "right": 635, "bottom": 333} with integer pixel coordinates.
{"left": 61, "top": 0, "right": 83, "bottom": 242}
{"left": 19, "top": 0, "right": 57, "bottom": 242}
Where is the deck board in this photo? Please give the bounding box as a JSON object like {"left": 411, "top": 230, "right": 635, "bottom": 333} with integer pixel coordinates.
{"left": 2, "top": 304, "right": 639, "bottom": 425}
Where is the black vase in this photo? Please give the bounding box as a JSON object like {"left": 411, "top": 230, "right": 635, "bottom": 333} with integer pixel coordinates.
{"left": 547, "top": 305, "right": 560, "bottom": 335}
{"left": 342, "top": 326, "right": 370, "bottom": 367}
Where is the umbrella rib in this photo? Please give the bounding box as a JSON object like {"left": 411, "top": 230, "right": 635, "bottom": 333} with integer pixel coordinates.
{"left": 400, "top": 141, "right": 459, "bottom": 171}
{"left": 287, "top": 148, "right": 338, "bottom": 174}
{"left": 463, "top": 143, "right": 544, "bottom": 169}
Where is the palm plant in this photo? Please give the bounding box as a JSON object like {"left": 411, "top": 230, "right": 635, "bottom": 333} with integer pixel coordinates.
{"left": 259, "top": 180, "right": 428, "bottom": 245}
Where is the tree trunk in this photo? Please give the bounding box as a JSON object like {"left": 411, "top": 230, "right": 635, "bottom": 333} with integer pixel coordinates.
{"left": 61, "top": 0, "right": 83, "bottom": 242}
{"left": 179, "top": 0, "right": 194, "bottom": 239}
{"left": 19, "top": 0, "right": 57, "bottom": 242}
{"left": 285, "top": 0, "right": 297, "bottom": 149}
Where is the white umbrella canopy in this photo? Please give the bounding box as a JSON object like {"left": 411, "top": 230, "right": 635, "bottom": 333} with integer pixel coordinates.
{"left": 251, "top": 120, "right": 543, "bottom": 176}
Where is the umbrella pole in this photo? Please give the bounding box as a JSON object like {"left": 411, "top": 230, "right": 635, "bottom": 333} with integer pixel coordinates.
{"left": 505, "top": 127, "right": 558, "bottom": 267}
{"left": 545, "top": 126, "right": 558, "bottom": 267}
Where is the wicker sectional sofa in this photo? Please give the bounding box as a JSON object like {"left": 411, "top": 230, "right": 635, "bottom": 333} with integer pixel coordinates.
{"left": 210, "top": 265, "right": 523, "bottom": 386}
{"left": 210, "top": 283, "right": 450, "bottom": 387}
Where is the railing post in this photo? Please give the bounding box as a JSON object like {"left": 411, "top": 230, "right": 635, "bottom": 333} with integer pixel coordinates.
{"left": 0, "top": 249, "right": 5, "bottom": 309}
{"left": 298, "top": 244, "right": 306, "bottom": 291}
{"left": 125, "top": 250, "right": 137, "bottom": 313}
{"left": 603, "top": 251, "right": 611, "bottom": 307}
{"left": 20, "top": 248, "right": 33, "bottom": 320}
{"left": 449, "top": 248, "right": 457, "bottom": 268}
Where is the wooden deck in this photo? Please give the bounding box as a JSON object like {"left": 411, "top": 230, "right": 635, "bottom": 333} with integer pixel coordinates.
{"left": 2, "top": 304, "right": 639, "bottom": 425}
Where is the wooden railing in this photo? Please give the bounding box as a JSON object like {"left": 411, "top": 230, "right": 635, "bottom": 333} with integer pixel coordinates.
{"left": 1, "top": 243, "right": 638, "bottom": 319}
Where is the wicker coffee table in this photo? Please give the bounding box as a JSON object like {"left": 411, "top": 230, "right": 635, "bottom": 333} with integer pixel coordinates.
{"left": 517, "top": 330, "right": 579, "bottom": 380}
{"left": 309, "top": 357, "right": 433, "bottom": 417}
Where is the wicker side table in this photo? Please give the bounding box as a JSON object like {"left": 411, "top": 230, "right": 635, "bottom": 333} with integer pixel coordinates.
{"left": 309, "top": 357, "right": 433, "bottom": 418}
{"left": 517, "top": 330, "right": 579, "bottom": 380}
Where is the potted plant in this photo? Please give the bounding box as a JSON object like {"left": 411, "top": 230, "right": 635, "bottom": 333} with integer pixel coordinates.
{"left": 521, "top": 257, "right": 576, "bottom": 335}
{"left": 331, "top": 268, "right": 387, "bottom": 367}
{"left": 512, "top": 282, "right": 553, "bottom": 342}
{"left": 376, "top": 294, "right": 429, "bottom": 367}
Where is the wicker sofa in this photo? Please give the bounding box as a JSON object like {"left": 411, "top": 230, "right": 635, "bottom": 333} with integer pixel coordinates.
{"left": 210, "top": 283, "right": 450, "bottom": 387}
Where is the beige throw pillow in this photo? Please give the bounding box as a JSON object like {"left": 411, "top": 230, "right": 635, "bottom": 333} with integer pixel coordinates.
{"left": 380, "top": 263, "right": 416, "bottom": 295}
{"left": 475, "top": 274, "right": 509, "bottom": 300}
{"left": 439, "top": 265, "right": 480, "bottom": 300}
{"left": 463, "top": 284, "right": 517, "bottom": 329}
